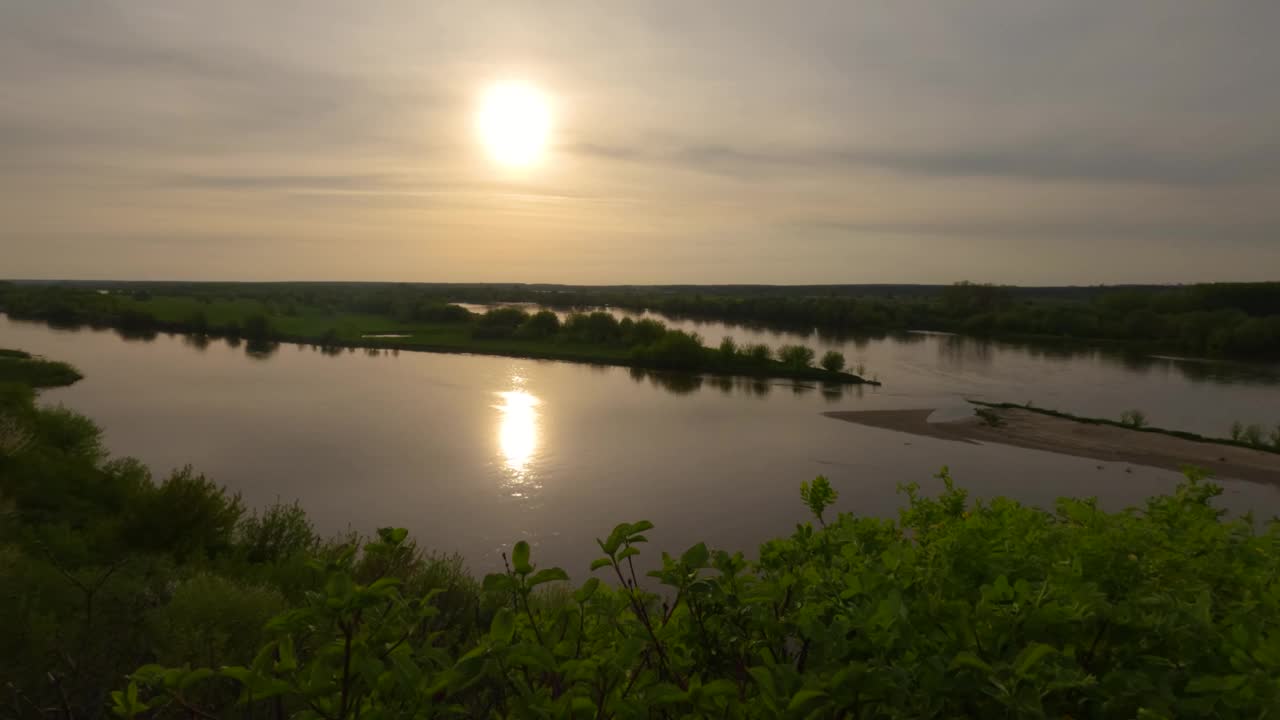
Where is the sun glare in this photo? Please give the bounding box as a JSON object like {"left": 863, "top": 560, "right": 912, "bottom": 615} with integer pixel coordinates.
{"left": 477, "top": 82, "right": 551, "bottom": 167}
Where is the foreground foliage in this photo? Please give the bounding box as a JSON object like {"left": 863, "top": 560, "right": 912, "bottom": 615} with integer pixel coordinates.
{"left": 111, "top": 469, "right": 1280, "bottom": 719}
{"left": 3, "top": 351, "right": 1279, "bottom": 718}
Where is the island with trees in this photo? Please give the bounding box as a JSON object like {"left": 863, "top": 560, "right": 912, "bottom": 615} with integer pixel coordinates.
{"left": 0, "top": 282, "right": 876, "bottom": 385}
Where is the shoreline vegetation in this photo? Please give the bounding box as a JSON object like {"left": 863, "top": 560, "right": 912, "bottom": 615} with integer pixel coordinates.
{"left": 0, "top": 283, "right": 878, "bottom": 385}
{"left": 3, "top": 350, "right": 1279, "bottom": 717}
{"left": 824, "top": 404, "right": 1280, "bottom": 484}
{"left": 0, "top": 347, "right": 83, "bottom": 387}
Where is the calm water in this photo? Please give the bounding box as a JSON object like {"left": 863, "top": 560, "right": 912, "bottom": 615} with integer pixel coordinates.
{"left": 4, "top": 313, "right": 1279, "bottom": 574}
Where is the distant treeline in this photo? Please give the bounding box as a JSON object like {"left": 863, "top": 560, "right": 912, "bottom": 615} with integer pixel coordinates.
{"left": 0, "top": 283, "right": 869, "bottom": 383}
{"left": 6, "top": 280, "right": 1280, "bottom": 358}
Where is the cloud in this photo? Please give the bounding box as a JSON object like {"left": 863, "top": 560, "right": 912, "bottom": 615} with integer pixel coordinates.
{"left": 571, "top": 138, "right": 1280, "bottom": 188}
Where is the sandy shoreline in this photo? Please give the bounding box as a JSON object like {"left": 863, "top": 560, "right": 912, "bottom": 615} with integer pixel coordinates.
{"left": 824, "top": 407, "right": 1280, "bottom": 484}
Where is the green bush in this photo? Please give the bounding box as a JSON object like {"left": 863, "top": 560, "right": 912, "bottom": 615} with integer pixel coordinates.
{"left": 777, "top": 344, "right": 816, "bottom": 369}
{"left": 1241, "top": 423, "right": 1265, "bottom": 447}
{"left": 124, "top": 467, "right": 245, "bottom": 559}
{"left": 147, "top": 573, "right": 287, "bottom": 668}
{"left": 236, "top": 500, "right": 318, "bottom": 564}
{"left": 118, "top": 469, "right": 1280, "bottom": 719}
{"left": 820, "top": 349, "right": 845, "bottom": 373}
{"left": 1120, "top": 409, "right": 1147, "bottom": 428}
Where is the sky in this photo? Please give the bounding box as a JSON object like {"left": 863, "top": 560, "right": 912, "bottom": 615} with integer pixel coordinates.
{"left": 2, "top": 1, "right": 1278, "bottom": 285}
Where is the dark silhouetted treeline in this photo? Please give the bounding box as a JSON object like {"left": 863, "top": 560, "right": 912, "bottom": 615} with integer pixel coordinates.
{"left": 5, "top": 279, "right": 1280, "bottom": 358}
{"left": 0, "top": 282, "right": 870, "bottom": 383}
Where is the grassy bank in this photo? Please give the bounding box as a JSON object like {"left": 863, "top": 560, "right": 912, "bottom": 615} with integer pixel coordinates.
{"left": 3, "top": 352, "right": 1278, "bottom": 717}
{"left": 0, "top": 287, "right": 879, "bottom": 384}
{"left": 969, "top": 399, "right": 1280, "bottom": 455}
{"left": 0, "top": 347, "right": 83, "bottom": 387}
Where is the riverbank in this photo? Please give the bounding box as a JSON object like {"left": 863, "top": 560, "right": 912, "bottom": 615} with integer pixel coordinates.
{"left": 0, "top": 347, "right": 82, "bottom": 387}
{"left": 824, "top": 406, "right": 1280, "bottom": 483}
{"left": 0, "top": 290, "right": 879, "bottom": 385}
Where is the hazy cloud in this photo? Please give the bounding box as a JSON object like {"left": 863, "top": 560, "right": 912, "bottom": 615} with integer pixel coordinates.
{"left": 3, "top": 0, "right": 1279, "bottom": 283}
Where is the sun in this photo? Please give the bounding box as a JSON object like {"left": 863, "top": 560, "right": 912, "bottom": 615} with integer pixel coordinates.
{"left": 477, "top": 82, "right": 551, "bottom": 167}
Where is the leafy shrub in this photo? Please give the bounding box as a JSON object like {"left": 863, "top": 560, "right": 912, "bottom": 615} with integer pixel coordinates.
{"left": 236, "top": 501, "right": 318, "bottom": 564}
{"left": 777, "top": 344, "right": 815, "bottom": 369}
{"left": 1119, "top": 409, "right": 1147, "bottom": 428}
{"left": 799, "top": 474, "right": 838, "bottom": 525}
{"left": 627, "top": 318, "right": 668, "bottom": 346}
{"left": 119, "top": 469, "right": 1280, "bottom": 719}
{"left": 632, "top": 330, "right": 706, "bottom": 370}
{"left": 1231, "top": 420, "right": 1245, "bottom": 441}
{"left": 1241, "top": 423, "right": 1265, "bottom": 447}
{"left": 718, "top": 335, "right": 738, "bottom": 360}
{"left": 563, "top": 311, "right": 622, "bottom": 343}
{"left": 124, "top": 467, "right": 245, "bottom": 559}
{"left": 746, "top": 343, "right": 772, "bottom": 364}
{"left": 820, "top": 350, "right": 845, "bottom": 373}
{"left": 147, "top": 573, "right": 287, "bottom": 668}
{"left": 515, "top": 310, "right": 561, "bottom": 339}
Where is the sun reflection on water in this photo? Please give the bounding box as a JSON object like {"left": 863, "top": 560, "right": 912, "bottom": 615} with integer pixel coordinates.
{"left": 495, "top": 386, "right": 541, "bottom": 497}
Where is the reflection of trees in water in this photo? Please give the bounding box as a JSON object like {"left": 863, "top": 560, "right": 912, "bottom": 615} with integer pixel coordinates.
{"left": 815, "top": 328, "right": 884, "bottom": 349}
{"left": 790, "top": 382, "right": 815, "bottom": 397}
{"left": 938, "top": 334, "right": 993, "bottom": 367}
{"left": 627, "top": 368, "right": 703, "bottom": 395}
{"left": 711, "top": 376, "right": 734, "bottom": 395}
{"left": 114, "top": 327, "right": 157, "bottom": 342}
{"left": 820, "top": 381, "right": 849, "bottom": 403}
{"left": 245, "top": 339, "right": 279, "bottom": 360}
{"left": 628, "top": 369, "right": 790, "bottom": 398}
{"left": 183, "top": 334, "right": 211, "bottom": 351}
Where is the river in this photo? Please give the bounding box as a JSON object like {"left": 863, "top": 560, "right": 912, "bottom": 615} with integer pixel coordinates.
{"left": 4, "top": 312, "right": 1279, "bottom": 574}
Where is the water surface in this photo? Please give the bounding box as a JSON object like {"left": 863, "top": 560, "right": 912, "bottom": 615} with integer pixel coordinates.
{"left": 4, "top": 313, "right": 1278, "bottom": 574}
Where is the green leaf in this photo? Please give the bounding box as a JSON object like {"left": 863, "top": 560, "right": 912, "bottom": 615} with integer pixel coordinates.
{"left": 787, "top": 689, "right": 828, "bottom": 713}
{"left": 1186, "top": 675, "right": 1249, "bottom": 693}
{"left": 483, "top": 573, "right": 515, "bottom": 594}
{"left": 680, "top": 542, "right": 709, "bottom": 569}
{"left": 589, "top": 557, "right": 613, "bottom": 572}
{"left": 512, "top": 541, "right": 533, "bottom": 575}
{"left": 618, "top": 546, "right": 640, "bottom": 561}
{"left": 570, "top": 696, "right": 597, "bottom": 716}
{"left": 748, "top": 666, "right": 777, "bottom": 699}
{"left": 1014, "top": 643, "right": 1056, "bottom": 677}
{"left": 377, "top": 526, "right": 408, "bottom": 545}
{"left": 529, "top": 567, "right": 570, "bottom": 587}
{"left": 630, "top": 520, "right": 655, "bottom": 534}
{"left": 574, "top": 577, "right": 601, "bottom": 603}
{"left": 180, "top": 667, "right": 215, "bottom": 689}
{"left": 647, "top": 682, "right": 687, "bottom": 705}
{"left": 490, "top": 607, "right": 516, "bottom": 644}
{"left": 603, "top": 523, "right": 632, "bottom": 554}
{"left": 950, "top": 652, "right": 994, "bottom": 674}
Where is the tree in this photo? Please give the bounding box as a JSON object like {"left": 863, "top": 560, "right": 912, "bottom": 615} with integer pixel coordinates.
{"left": 718, "top": 336, "right": 738, "bottom": 361}
{"left": 746, "top": 343, "right": 772, "bottom": 364}
{"left": 820, "top": 350, "right": 845, "bottom": 373}
{"left": 516, "top": 310, "right": 561, "bottom": 339}
{"left": 777, "top": 344, "right": 815, "bottom": 369}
